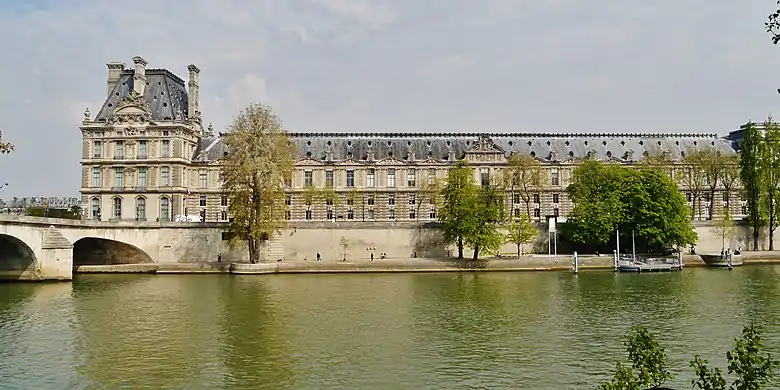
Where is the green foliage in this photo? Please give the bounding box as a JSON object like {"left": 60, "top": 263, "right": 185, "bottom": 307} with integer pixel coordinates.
{"left": 691, "top": 356, "right": 727, "bottom": 390}
{"left": 25, "top": 205, "right": 81, "bottom": 220}
{"left": 761, "top": 119, "right": 780, "bottom": 250}
{"left": 339, "top": 236, "right": 350, "bottom": 261}
{"left": 506, "top": 154, "right": 542, "bottom": 217}
{"left": 505, "top": 215, "right": 538, "bottom": 257}
{"left": 439, "top": 160, "right": 478, "bottom": 259}
{"left": 711, "top": 208, "right": 738, "bottom": 252}
{"left": 740, "top": 121, "right": 765, "bottom": 250}
{"left": 624, "top": 326, "right": 674, "bottom": 388}
{"left": 726, "top": 324, "right": 779, "bottom": 390}
{"left": 565, "top": 160, "right": 696, "bottom": 252}
{"left": 599, "top": 362, "right": 641, "bottom": 390}
{"left": 464, "top": 183, "right": 506, "bottom": 260}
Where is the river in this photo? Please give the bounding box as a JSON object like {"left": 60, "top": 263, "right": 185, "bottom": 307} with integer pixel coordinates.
{"left": 1, "top": 266, "right": 779, "bottom": 389}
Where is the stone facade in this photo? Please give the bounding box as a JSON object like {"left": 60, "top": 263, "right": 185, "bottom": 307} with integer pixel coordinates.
{"left": 80, "top": 56, "right": 744, "bottom": 226}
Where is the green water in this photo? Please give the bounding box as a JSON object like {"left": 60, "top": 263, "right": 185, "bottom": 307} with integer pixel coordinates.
{"left": 1, "top": 267, "right": 779, "bottom": 389}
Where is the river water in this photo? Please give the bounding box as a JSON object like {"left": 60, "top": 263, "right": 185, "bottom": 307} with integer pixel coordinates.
{"left": 1, "top": 267, "right": 779, "bottom": 389}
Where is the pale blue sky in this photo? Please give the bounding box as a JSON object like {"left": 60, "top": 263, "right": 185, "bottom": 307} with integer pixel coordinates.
{"left": 0, "top": 0, "right": 779, "bottom": 197}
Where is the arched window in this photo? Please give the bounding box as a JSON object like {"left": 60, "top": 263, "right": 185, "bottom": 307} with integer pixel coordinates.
{"left": 160, "top": 197, "right": 170, "bottom": 221}
{"left": 91, "top": 197, "right": 100, "bottom": 220}
{"left": 136, "top": 197, "right": 146, "bottom": 220}
{"left": 113, "top": 197, "right": 122, "bottom": 219}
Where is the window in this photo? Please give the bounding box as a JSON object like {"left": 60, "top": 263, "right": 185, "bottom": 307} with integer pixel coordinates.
{"left": 513, "top": 193, "right": 520, "bottom": 204}
{"left": 136, "top": 197, "right": 146, "bottom": 220}
{"left": 325, "top": 170, "right": 334, "bottom": 187}
{"left": 480, "top": 168, "right": 490, "bottom": 186}
{"left": 388, "top": 194, "right": 395, "bottom": 205}
{"left": 347, "top": 209, "right": 354, "bottom": 220}
{"left": 428, "top": 169, "right": 436, "bottom": 185}
{"left": 221, "top": 195, "right": 228, "bottom": 207}
{"left": 552, "top": 194, "right": 559, "bottom": 204}
{"left": 138, "top": 167, "right": 147, "bottom": 188}
{"left": 367, "top": 209, "right": 375, "bottom": 220}
{"left": 93, "top": 141, "right": 102, "bottom": 158}
{"left": 160, "top": 197, "right": 170, "bottom": 221}
{"left": 91, "top": 198, "right": 100, "bottom": 219}
{"left": 407, "top": 169, "right": 416, "bottom": 187}
{"left": 304, "top": 171, "right": 313, "bottom": 187}
{"left": 282, "top": 195, "right": 290, "bottom": 206}
{"left": 409, "top": 194, "right": 416, "bottom": 205}
{"left": 91, "top": 167, "right": 101, "bottom": 187}
{"left": 346, "top": 170, "right": 355, "bottom": 187}
{"left": 554, "top": 208, "right": 559, "bottom": 217}
{"left": 347, "top": 197, "right": 353, "bottom": 206}
{"left": 367, "top": 194, "right": 375, "bottom": 206}
{"left": 222, "top": 210, "right": 228, "bottom": 221}
{"left": 162, "top": 140, "right": 170, "bottom": 157}
{"left": 409, "top": 209, "right": 416, "bottom": 219}
{"left": 533, "top": 193, "right": 540, "bottom": 204}
{"left": 326, "top": 197, "right": 333, "bottom": 206}
{"left": 534, "top": 208, "right": 540, "bottom": 218}
{"left": 389, "top": 209, "right": 395, "bottom": 220}
{"left": 115, "top": 141, "right": 125, "bottom": 159}
{"left": 305, "top": 210, "right": 312, "bottom": 220}
{"left": 551, "top": 168, "right": 559, "bottom": 186}
{"left": 327, "top": 209, "right": 334, "bottom": 220}
{"left": 200, "top": 195, "right": 207, "bottom": 207}
{"left": 114, "top": 167, "right": 124, "bottom": 188}
{"left": 138, "top": 140, "right": 148, "bottom": 159}
{"left": 113, "top": 197, "right": 122, "bottom": 219}
{"left": 367, "top": 169, "right": 375, "bottom": 187}
{"left": 514, "top": 208, "right": 520, "bottom": 217}
{"left": 161, "top": 167, "right": 170, "bottom": 186}
{"left": 429, "top": 208, "right": 436, "bottom": 219}
{"left": 199, "top": 169, "right": 208, "bottom": 188}
{"left": 387, "top": 168, "right": 396, "bottom": 187}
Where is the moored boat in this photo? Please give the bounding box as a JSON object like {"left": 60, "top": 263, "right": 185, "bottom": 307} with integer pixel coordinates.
{"left": 699, "top": 252, "right": 743, "bottom": 267}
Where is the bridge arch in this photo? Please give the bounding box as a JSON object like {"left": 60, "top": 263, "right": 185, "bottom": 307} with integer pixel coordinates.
{"left": 0, "top": 233, "right": 37, "bottom": 279}
{"left": 73, "top": 237, "right": 153, "bottom": 267}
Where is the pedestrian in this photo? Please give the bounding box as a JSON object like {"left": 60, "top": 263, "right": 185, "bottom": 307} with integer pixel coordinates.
{"left": 217, "top": 253, "right": 222, "bottom": 263}
{"left": 370, "top": 253, "right": 374, "bottom": 262}
{"left": 316, "top": 252, "right": 321, "bottom": 261}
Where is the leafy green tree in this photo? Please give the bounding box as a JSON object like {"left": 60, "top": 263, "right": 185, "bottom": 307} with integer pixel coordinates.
{"left": 726, "top": 324, "right": 779, "bottom": 390}
{"left": 711, "top": 208, "right": 738, "bottom": 253}
{"left": 506, "top": 154, "right": 542, "bottom": 217}
{"left": 465, "top": 182, "right": 505, "bottom": 260}
{"left": 600, "top": 326, "right": 673, "bottom": 389}
{"left": 690, "top": 356, "right": 727, "bottom": 390}
{"left": 599, "top": 362, "right": 641, "bottom": 390}
{"left": 505, "top": 215, "right": 538, "bottom": 257}
{"left": 681, "top": 148, "right": 708, "bottom": 220}
{"left": 439, "top": 160, "right": 478, "bottom": 259}
{"left": 761, "top": 118, "right": 780, "bottom": 250}
{"left": 220, "top": 103, "right": 295, "bottom": 263}
{"left": 565, "top": 160, "right": 627, "bottom": 247}
{"left": 740, "top": 121, "right": 765, "bottom": 251}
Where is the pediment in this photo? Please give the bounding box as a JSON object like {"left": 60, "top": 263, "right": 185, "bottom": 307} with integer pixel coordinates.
{"left": 465, "top": 136, "right": 505, "bottom": 154}
{"left": 375, "top": 157, "right": 407, "bottom": 166}
{"left": 295, "top": 158, "right": 325, "bottom": 166}
{"left": 110, "top": 92, "right": 153, "bottom": 125}
{"left": 416, "top": 157, "right": 442, "bottom": 165}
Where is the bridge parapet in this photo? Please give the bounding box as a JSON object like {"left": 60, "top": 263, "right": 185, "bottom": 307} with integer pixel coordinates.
{"left": 0, "top": 214, "right": 228, "bottom": 229}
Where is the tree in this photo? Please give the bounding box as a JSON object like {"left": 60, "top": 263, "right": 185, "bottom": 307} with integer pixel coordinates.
{"left": 726, "top": 324, "right": 779, "bottom": 390}
{"left": 740, "top": 121, "right": 765, "bottom": 251}
{"left": 600, "top": 326, "right": 673, "bottom": 389}
{"left": 720, "top": 154, "right": 740, "bottom": 216}
{"left": 565, "top": 160, "right": 627, "bottom": 248}
{"left": 506, "top": 154, "right": 542, "bottom": 217}
{"left": 762, "top": 118, "right": 780, "bottom": 250}
{"left": 465, "top": 181, "right": 506, "bottom": 260}
{"left": 681, "top": 149, "right": 708, "bottom": 220}
{"left": 439, "top": 160, "right": 478, "bottom": 259}
{"left": 220, "top": 103, "right": 295, "bottom": 264}
{"left": 711, "top": 208, "right": 738, "bottom": 253}
{"left": 0, "top": 130, "right": 13, "bottom": 154}
{"left": 698, "top": 147, "right": 731, "bottom": 220}
{"left": 339, "top": 236, "right": 350, "bottom": 261}
{"left": 321, "top": 185, "right": 340, "bottom": 221}
{"left": 505, "top": 215, "right": 538, "bottom": 257}
{"left": 416, "top": 176, "right": 441, "bottom": 221}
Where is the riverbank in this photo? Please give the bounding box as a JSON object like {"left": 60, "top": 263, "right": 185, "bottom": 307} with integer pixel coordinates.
{"left": 72, "top": 252, "right": 780, "bottom": 275}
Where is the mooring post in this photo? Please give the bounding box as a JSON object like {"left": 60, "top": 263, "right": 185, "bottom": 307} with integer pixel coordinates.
{"left": 678, "top": 248, "right": 684, "bottom": 270}
{"left": 613, "top": 249, "right": 618, "bottom": 271}
{"left": 572, "top": 251, "right": 579, "bottom": 274}
{"left": 727, "top": 249, "right": 733, "bottom": 270}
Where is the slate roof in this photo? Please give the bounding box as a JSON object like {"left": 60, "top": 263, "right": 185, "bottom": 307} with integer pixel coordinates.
{"left": 95, "top": 69, "right": 190, "bottom": 122}
{"left": 194, "top": 132, "right": 736, "bottom": 163}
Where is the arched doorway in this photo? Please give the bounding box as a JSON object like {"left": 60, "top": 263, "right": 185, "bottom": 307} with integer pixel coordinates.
{"left": 0, "top": 234, "right": 37, "bottom": 280}
{"left": 72, "top": 238, "right": 153, "bottom": 267}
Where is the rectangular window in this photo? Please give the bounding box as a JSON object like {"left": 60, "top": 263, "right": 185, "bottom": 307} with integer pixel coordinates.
{"left": 533, "top": 193, "right": 540, "bottom": 204}
{"left": 367, "top": 195, "right": 375, "bottom": 206}
{"left": 326, "top": 197, "right": 333, "bottom": 206}
{"left": 114, "top": 198, "right": 122, "bottom": 218}
{"left": 347, "top": 197, "right": 353, "bottom": 206}
{"left": 480, "top": 168, "right": 490, "bottom": 186}
{"left": 389, "top": 209, "right": 395, "bottom": 220}
{"left": 409, "top": 194, "right": 416, "bottom": 205}
{"left": 388, "top": 194, "right": 395, "bottom": 206}
{"left": 162, "top": 140, "right": 170, "bottom": 158}
{"left": 513, "top": 193, "right": 521, "bottom": 204}
{"left": 428, "top": 169, "right": 436, "bottom": 185}
{"left": 553, "top": 194, "right": 559, "bottom": 204}
{"left": 407, "top": 169, "right": 416, "bottom": 187}
{"left": 138, "top": 140, "right": 147, "bottom": 159}
{"left": 136, "top": 198, "right": 146, "bottom": 220}
{"left": 221, "top": 210, "right": 228, "bottom": 221}
{"left": 514, "top": 208, "right": 520, "bottom": 217}
{"left": 284, "top": 210, "right": 290, "bottom": 220}
{"left": 429, "top": 208, "right": 436, "bottom": 219}
{"left": 93, "top": 141, "right": 102, "bottom": 158}
{"left": 221, "top": 195, "right": 228, "bottom": 207}
{"left": 115, "top": 141, "right": 125, "bottom": 159}
{"left": 367, "top": 209, "right": 375, "bottom": 220}
{"left": 347, "top": 209, "right": 354, "bottom": 220}
{"left": 367, "top": 168, "right": 375, "bottom": 187}
{"left": 114, "top": 167, "right": 124, "bottom": 188}
{"left": 554, "top": 208, "right": 560, "bottom": 217}
{"left": 200, "top": 195, "right": 207, "bottom": 207}
{"left": 161, "top": 166, "right": 170, "bottom": 186}
{"left": 285, "top": 195, "right": 291, "bottom": 206}
{"left": 409, "top": 209, "right": 416, "bottom": 219}
{"left": 91, "top": 167, "right": 101, "bottom": 187}
{"left": 325, "top": 170, "right": 334, "bottom": 187}
{"left": 304, "top": 171, "right": 313, "bottom": 187}
{"left": 346, "top": 170, "right": 355, "bottom": 188}
{"left": 534, "top": 208, "right": 540, "bottom": 218}
{"left": 199, "top": 169, "right": 208, "bottom": 188}
{"left": 327, "top": 209, "right": 334, "bottom": 220}
{"left": 551, "top": 168, "right": 559, "bottom": 186}
{"left": 161, "top": 197, "right": 170, "bottom": 220}
{"left": 387, "top": 168, "right": 396, "bottom": 187}
{"left": 138, "top": 167, "right": 147, "bottom": 188}
{"left": 306, "top": 210, "right": 312, "bottom": 220}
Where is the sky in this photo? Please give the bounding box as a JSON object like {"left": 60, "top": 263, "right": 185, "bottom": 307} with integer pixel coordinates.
{"left": 1, "top": 0, "right": 780, "bottom": 198}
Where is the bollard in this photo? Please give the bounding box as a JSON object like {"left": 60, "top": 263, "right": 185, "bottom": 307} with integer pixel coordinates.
{"left": 678, "top": 248, "right": 684, "bottom": 270}
{"left": 572, "top": 251, "right": 579, "bottom": 274}
{"left": 613, "top": 249, "right": 618, "bottom": 271}
{"left": 727, "top": 249, "right": 733, "bottom": 270}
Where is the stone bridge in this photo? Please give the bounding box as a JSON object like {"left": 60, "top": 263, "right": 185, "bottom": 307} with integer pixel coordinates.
{"left": 0, "top": 215, "right": 248, "bottom": 281}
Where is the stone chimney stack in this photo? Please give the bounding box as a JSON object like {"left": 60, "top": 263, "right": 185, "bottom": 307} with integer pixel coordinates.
{"left": 187, "top": 64, "right": 200, "bottom": 119}
{"left": 106, "top": 62, "right": 125, "bottom": 96}
{"left": 132, "top": 56, "right": 148, "bottom": 96}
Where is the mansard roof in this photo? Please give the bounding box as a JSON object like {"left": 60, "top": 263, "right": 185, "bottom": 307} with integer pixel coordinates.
{"left": 194, "top": 132, "right": 736, "bottom": 164}
{"left": 94, "top": 69, "right": 190, "bottom": 122}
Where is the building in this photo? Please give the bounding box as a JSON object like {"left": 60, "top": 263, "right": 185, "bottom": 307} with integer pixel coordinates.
{"left": 80, "top": 57, "right": 740, "bottom": 223}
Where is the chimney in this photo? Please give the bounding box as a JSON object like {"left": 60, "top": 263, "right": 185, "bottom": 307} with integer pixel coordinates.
{"left": 187, "top": 64, "right": 200, "bottom": 119}
{"left": 106, "top": 62, "right": 125, "bottom": 96}
{"left": 132, "top": 56, "right": 148, "bottom": 96}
